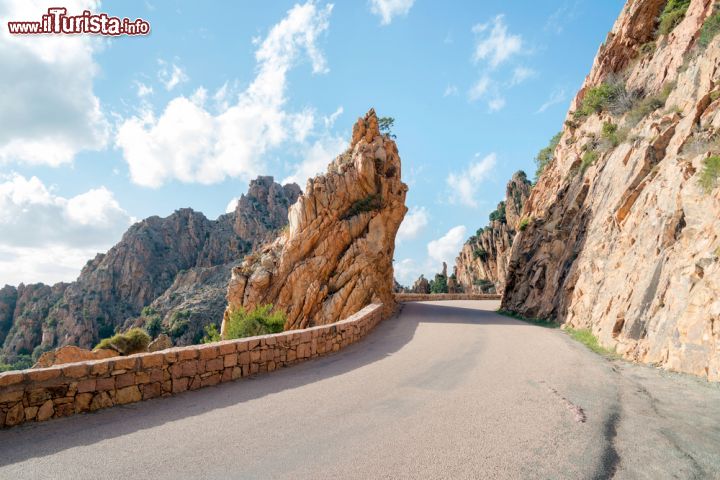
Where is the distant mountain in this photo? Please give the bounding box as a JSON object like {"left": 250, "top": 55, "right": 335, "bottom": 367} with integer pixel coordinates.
{"left": 0, "top": 176, "right": 301, "bottom": 367}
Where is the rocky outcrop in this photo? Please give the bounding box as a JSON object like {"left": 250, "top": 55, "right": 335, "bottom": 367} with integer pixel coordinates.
{"left": 455, "top": 171, "right": 532, "bottom": 294}
{"left": 33, "top": 345, "right": 117, "bottom": 368}
{"left": 503, "top": 0, "right": 720, "bottom": 380}
{"left": 224, "top": 109, "right": 408, "bottom": 332}
{"left": 1, "top": 177, "right": 300, "bottom": 366}
{"left": 411, "top": 275, "right": 431, "bottom": 294}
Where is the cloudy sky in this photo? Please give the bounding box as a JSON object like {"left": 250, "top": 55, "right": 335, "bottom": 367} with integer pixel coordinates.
{"left": 0, "top": 0, "right": 624, "bottom": 286}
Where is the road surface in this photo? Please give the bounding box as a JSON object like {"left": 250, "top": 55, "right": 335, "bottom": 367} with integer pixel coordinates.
{"left": 1, "top": 300, "right": 719, "bottom": 479}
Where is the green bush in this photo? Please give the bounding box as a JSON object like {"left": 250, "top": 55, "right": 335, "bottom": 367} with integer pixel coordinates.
{"left": 143, "top": 314, "right": 163, "bottom": 338}
{"left": 700, "top": 155, "right": 720, "bottom": 193}
{"left": 0, "top": 354, "right": 34, "bottom": 371}
{"left": 473, "top": 247, "right": 488, "bottom": 260}
{"left": 224, "top": 304, "right": 286, "bottom": 340}
{"left": 575, "top": 82, "right": 625, "bottom": 117}
{"left": 202, "top": 323, "right": 221, "bottom": 343}
{"left": 580, "top": 150, "right": 600, "bottom": 174}
{"left": 535, "top": 132, "right": 562, "bottom": 178}
{"left": 168, "top": 310, "right": 191, "bottom": 338}
{"left": 378, "top": 116, "right": 395, "bottom": 138}
{"left": 96, "top": 327, "right": 151, "bottom": 355}
{"left": 429, "top": 274, "right": 448, "bottom": 294}
{"left": 601, "top": 121, "right": 627, "bottom": 148}
{"left": 488, "top": 201, "right": 506, "bottom": 223}
{"left": 518, "top": 217, "right": 531, "bottom": 231}
{"left": 658, "top": 0, "right": 690, "bottom": 35}
{"left": 699, "top": 6, "right": 720, "bottom": 48}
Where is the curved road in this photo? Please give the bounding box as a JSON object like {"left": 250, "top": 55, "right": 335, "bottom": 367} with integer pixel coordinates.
{"left": 1, "top": 300, "right": 719, "bottom": 479}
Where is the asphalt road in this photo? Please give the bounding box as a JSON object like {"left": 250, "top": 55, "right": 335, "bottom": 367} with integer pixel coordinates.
{"left": 1, "top": 300, "right": 719, "bottom": 479}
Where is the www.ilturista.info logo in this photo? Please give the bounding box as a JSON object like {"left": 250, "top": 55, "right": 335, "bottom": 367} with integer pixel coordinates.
{"left": 7, "top": 8, "right": 150, "bottom": 36}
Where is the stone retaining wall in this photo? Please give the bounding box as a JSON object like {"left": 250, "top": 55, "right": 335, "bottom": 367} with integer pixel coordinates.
{"left": 395, "top": 293, "right": 501, "bottom": 302}
{"left": 0, "top": 304, "right": 384, "bottom": 429}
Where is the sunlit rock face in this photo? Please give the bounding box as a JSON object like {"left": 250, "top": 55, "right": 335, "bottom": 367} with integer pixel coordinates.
{"left": 503, "top": 0, "right": 720, "bottom": 380}
{"left": 225, "top": 109, "right": 408, "bottom": 332}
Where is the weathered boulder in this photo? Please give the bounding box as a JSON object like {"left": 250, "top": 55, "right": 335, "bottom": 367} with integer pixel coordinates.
{"left": 503, "top": 0, "right": 720, "bottom": 380}
{"left": 224, "top": 108, "right": 408, "bottom": 332}
{"left": 33, "top": 345, "right": 117, "bottom": 368}
{"left": 148, "top": 334, "right": 173, "bottom": 352}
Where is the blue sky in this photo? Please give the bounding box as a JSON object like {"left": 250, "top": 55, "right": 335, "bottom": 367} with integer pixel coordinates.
{"left": 0, "top": 0, "right": 624, "bottom": 286}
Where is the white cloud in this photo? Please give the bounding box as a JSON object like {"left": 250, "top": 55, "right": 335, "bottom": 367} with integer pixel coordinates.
{"left": 136, "top": 81, "right": 154, "bottom": 98}
{"left": 488, "top": 97, "right": 506, "bottom": 112}
{"left": 510, "top": 66, "right": 535, "bottom": 86}
{"left": 369, "top": 0, "right": 415, "bottom": 25}
{"left": 323, "top": 106, "right": 344, "bottom": 129}
{"left": 394, "top": 258, "right": 421, "bottom": 286}
{"left": 158, "top": 60, "right": 188, "bottom": 91}
{"left": 472, "top": 15, "right": 522, "bottom": 68}
{"left": 427, "top": 225, "right": 467, "bottom": 270}
{"left": 545, "top": 1, "right": 579, "bottom": 34}
{"left": 282, "top": 134, "right": 346, "bottom": 185}
{"left": 225, "top": 197, "right": 239, "bottom": 214}
{"left": 397, "top": 206, "right": 429, "bottom": 243}
{"left": 0, "top": 173, "right": 132, "bottom": 285}
{"left": 443, "top": 85, "right": 459, "bottom": 97}
{"left": 536, "top": 87, "right": 567, "bottom": 114}
{"left": 468, "top": 76, "right": 491, "bottom": 102}
{"left": 116, "top": 2, "right": 333, "bottom": 188}
{"left": 446, "top": 153, "right": 497, "bottom": 207}
{"left": 0, "top": 0, "right": 109, "bottom": 167}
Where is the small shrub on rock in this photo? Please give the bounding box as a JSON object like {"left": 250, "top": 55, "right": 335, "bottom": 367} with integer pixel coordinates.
{"left": 699, "top": 155, "right": 720, "bottom": 193}
{"left": 658, "top": 0, "right": 690, "bottom": 36}
{"left": 574, "top": 80, "right": 626, "bottom": 118}
{"left": 535, "top": 132, "right": 562, "bottom": 178}
{"left": 518, "top": 217, "right": 531, "bottom": 231}
{"left": 600, "top": 121, "right": 627, "bottom": 149}
{"left": 96, "top": 327, "right": 151, "bottom": 355}
{"left": 699, "top": 6, "right": 720, "bottom": 48}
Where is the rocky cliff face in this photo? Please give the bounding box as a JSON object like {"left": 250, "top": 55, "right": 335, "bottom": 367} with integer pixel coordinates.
{"left": 1, "top": 177, "right": 300, "bottom": 364}
{"left": 503, "top": 0, "right": 720, "bottom": 380}
{"left": 455, "top": 171, "right": 532, "bottom": 294}
{"left": 225, "top": 109, "right": 408, "bottom": 332}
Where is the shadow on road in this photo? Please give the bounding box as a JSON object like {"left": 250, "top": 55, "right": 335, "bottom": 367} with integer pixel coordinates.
{"left": 0, "top": 301, "right": 520, "bottom": 465}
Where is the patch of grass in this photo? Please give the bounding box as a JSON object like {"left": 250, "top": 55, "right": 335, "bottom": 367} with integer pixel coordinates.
{"left": 699, "top": 155, "right": 720, "bottom": 193}
{"left": 518, "top": 217, "right": 531, "bottom": 231}
{"left": 341, "top": 194, "right": 382, "bottom": 220}
{"left": 565, "top": 328, "right": 617, "bottom": 357}
{"left": 658, "top": 0, "right": 690, "bottom": 36}
{"left": 497, "top": 309, "right": 558, "bottom": 328}
{"left": 699, "top": 6, "right": 720, "bottom": 48}
{"left": 224, "top": 304, "right": 286, "bottom": 340}
{"left": 535, "top": 131, "right": 562, "bottom": 178}
{"left": 96, "top": 327, "right": 151, "bottom": 355}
